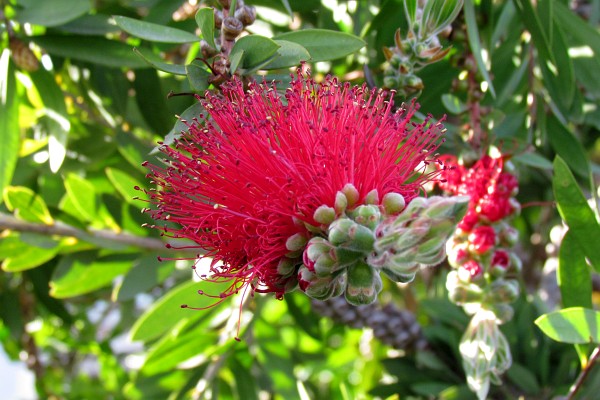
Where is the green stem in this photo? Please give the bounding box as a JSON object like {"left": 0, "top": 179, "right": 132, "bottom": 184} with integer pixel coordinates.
{"left": 567, "top": 344, "right": 600, "bottom": 400}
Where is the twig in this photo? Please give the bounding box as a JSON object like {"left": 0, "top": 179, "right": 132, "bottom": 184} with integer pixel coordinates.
{"left": 567, "top": 344, "right": 600, "bottom": 400}
{"left": 0, "top": 212, "right": 199, "bottom": 254}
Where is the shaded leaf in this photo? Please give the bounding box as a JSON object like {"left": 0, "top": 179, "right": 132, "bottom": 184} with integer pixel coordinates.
{"left": 511, "top": 152, "right": 553, "bottom": 170}
{"left": 230, "top": 35, "right": 280, "bottom": 71}
{"left": 113, "top": 16, "right": 199, "bottom": 43}
{"left": 186, "top": 61, "right": 211, "bottom": 91}
{"left": 133, "top": 48, "right": 187, "bottom": 76}
{"left": 274, "top": 29, "right": 365, "bottom": 62}
{"left": 31, "top": 36, "right": 148, "bottom": 69}
{"left": 14, "top": 0, "right": 91, "bottom": 27}
{"left": 112, "top": 255, "right": 174, "bottom": 301}
{"left": 535, "top": 307, "right": 600, "bottom": 344}
{"left": 441, "top": 93, "right": 467, "bottom": 114}
{"left": 195, "top": 8, "right": 216, "bottom": 50}
{"left": 160, "top": 102, "right": 204, "bottom": 149}
{"left": 463, "top": 0, "right": 496, "bottom": 97}
{"left": 263, "top": 40, "right": 311, "bottom": 70}
{"left": 547, "top": 114, "right": 589, "bottom": 178}
{"left": 558, "top": 230, "right": 592, "bottom": 308}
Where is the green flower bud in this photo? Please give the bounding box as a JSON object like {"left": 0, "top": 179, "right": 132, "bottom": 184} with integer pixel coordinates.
{"left": 382, "top": 192, "right": 406, "bottom": 215}
{"left": 341, "top": 183, "right": 360, "bottom": 208}
{"left": 364, "top": 189, "right": 379, "bottom": 205}
{"left": 314, "top": 205, "right": 336, "bottom": 225}
{"left": 286, "top": 232, "right": 308, "bottom": 252}
{"left": 277, "top": 257, "right": 298, "bottom": 278}
{"left": 381, "top": 263, "right": 419, "bottom": 283}
{"left": 334, "top": 191, "right": 348, "bottom": 214}
{"left": 328, "top": 218, "right": 375, "bottom": 252}
{"left": 298, "top": 265, "right": 346, "bottom": 301}
{"left": 485, "top": 279, "right": 519, "bottom": 304}
{"left": 423, "top": 196, "right": 469, "bottom": 219}
{"left": 350, "top": 204, "right": 381, "bottom": 230}
{"left": 345, "top": 261, "right": 382, "bottom": 305}
{"left": 334, "top": 247, "right": 364, "bottom": 268}
{"left": 487, "top": 303, "right": 514, "bottom": 324}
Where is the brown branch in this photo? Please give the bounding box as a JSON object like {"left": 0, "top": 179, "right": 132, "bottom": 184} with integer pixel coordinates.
{"left": 0, "top": 212, "right": 199, "bottom": 254}
{"left": 568, "top": 344, "right": 600, "bottom": 400}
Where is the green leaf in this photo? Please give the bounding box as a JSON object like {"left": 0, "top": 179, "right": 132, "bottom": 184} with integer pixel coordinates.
{"left": 3, "top": 186, "right": 53, "bottom": 224}
{"left": 14, "top": 0, "right": 91, "bottom": 27}
{"left": 274, "top": 29, "right": 366, "bottom": 62}
{"left": 547, "top": 115, "right": 589, "bottom": 178}
{"left": 195, "top": 8, "right": 216, "bottom": 50}
{"left": 116, "top": 130, "right": 153, "bottom": 173}
{"left": 64, "top": 174, "right": 97, "bottom": 222}
{"left": 50, "top": 252, "right": 135, "bottom": 298}
{"left": 280, "top": 0, "right": 293, "bottom": 18}
{"left": 506, "top": 362, "right": 541, "bottom": 395}
{"left": 229, "top": 49, "right": 245, "bottom": 75}
{"left": 130, "top": 279, "right": 233, "bottom": 342}
{"left": 230, "top": 35, "right": 280, "bottom": 71}
{"left": 441, "top": 93, "right": 467, "bottom": 114}
{"left": 133, "top": 68, "right": 174, "bottom": 135}
{"left": 421, "top": 0, "right": 463, "bottom": 38}
{"left": 55, "top": 14, "right": 120, "bottom": 35}
{"left": 558, "top": 230, "right": 592, "bottom": 308}
{"left": 112, "top": 255, "right": 174, "bottom": 301}
{"left": 553, "top": 156, "right": 600, "bottom": 271}
{"left": 535, "top": 307, "right": 600, "bottom": 344}
{"left": 186, "top": 61, "right": 211, "bottom": 91}
{"left": 463, "top": 0, "right": 496, "bottom": 97}
{"left": 512, "top": 0, "right": 555, "bottom": 64}
{"left": 160, "top": 102, "right": 204, "bottom": 149}
{"left": 31, "top": 36, "right": 148, "bottom": 69}
{"left": 0, "top": 51, "right": 19, "bottom": 203}
{"left": 29, "top": 68, "right": 69, "bottom": 172}
{"left": 263, "top": 40, "right": 311, "bottom": 70}
{"left": 105, "top": 167, "right": 148, "bottom": 205}
{"left": 511, "top": 152, "right": 553, "bottom": 170}
{"left": 554, "top": 1, "right": 600, "bottom": 66}
{"left": 113, "top": 16, "right": 199, "bottom": 43}
{"left": 133, "top": 48, "right": 187, "bottom": 75}
{"left": 404, "top": 0, "right": 419, "bottom": 26}
{"left": 0, "top": 234, "right": 60, "bottom": 272}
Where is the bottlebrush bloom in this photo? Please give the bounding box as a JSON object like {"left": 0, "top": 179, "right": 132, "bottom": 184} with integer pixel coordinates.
{"left": 141, "top": 71, "right": 446, "bottom": 304}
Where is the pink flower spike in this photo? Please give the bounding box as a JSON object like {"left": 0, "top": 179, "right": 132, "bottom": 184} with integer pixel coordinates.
{"left": 468, "top": 225, "right": 496, "bottom": 255}
{"left": 143, "top": 71, "right": 446, "bottom": 302}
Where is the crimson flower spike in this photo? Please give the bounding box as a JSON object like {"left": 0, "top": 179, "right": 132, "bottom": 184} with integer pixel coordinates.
{"left": 141, "top": 69, "right": 449, "bottom": 317}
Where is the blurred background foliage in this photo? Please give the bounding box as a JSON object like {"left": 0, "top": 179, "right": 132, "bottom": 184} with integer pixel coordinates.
{"left": 1, "top": 0, "right": 600, "bottom": 399}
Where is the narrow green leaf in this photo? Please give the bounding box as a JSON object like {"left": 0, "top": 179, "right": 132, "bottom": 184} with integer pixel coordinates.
{"left": 558, "top": 230, "right": 592, "bottom": 308}
{"left": 105, "top": 167, "right": 148, "bottom": 205}
{"left": 113, "top": 16, "right": 199, "bottom": 43}
{"left": 263, "top": 40, "right": 311, "bottom": 70}
{"left": 404, "top": 0, "right": 419, "bottom": 26}
{"left": 29, "top": 68, "right": 69, "bottom": 172}
{"left": 274, "top": 29, "right": 366, "bottom": 62}
{"left": 14, "top": 0, "right": 91, "bottom": 27}
{"left": 280, "top": 0, "right": 293, "bottom": 18}
{"left": 55, "top": 14, "right": 120, "bottom": 35}
{"left": 133, "top": 48, "right": 187, "bottom": 75}
{"left": 506, "top": 362, "right": 541, "bottom": 395}
{"left": 421, "top": 0, "right": 463, "bottom": 38}
{"left": 134, "top": 68, "right": 174, "bottom": 135}
{"left": 186, "top": 61, "right": 211, "bottom": 91}
{"left": 195, "top": 8, "right": 216, "bottom": 50}
{"left": 130, "top": 279, "right": 233, "bottom": 342}
{"left": 64, "top": 174, "right": 97, "bottom": 222}
{"left": 0, "top": 51, "right": 19, "bottom": 203}
{"left": 553, "top": 156, "right": 600, "bottom": 271}
{"left": 159, "top": 102, "right": 204, "bottom": 149}
{"left": 554, "top": 1, "right": 600, "bottom": 66}
{"left": 230, "top": 35, "right": 280, "bottom": 71}
{"left": 512, "top": 152, "right": 553, "bottom": 170}
{"left": 112, "top": 255, "right": 174, "bottom": 301}
{"left": 464, "top": 0, "right": 496, "bottom": 97}
{"left": 441, "top": 93, "right": 467, "bottom": 114}
{"left": 512, "top": 0, "right": 555, "bottom": 64}
{"left": 3, "top": 186, "right": 53, "bottom": 224}
{"left": 547, "top": 115, "right": 589, "bottom": 178}
{"left": 50, "top": 252, "right": 135, "bottom": 298}
{"left": 31, "top": 36, "right": 149, "bottom": 68}
{"left": 535, "top": 307, "right": 600, "bottom": 344}
{"left": 116, "top": 130, "right": 153, "bottom": 173}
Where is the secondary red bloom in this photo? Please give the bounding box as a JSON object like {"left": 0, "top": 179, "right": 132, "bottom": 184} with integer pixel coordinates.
{"left": 142, "top": 72, "right": 445, "bottom": 300}
{"left": 468, "top": 225, "right": 496, "bottom": 254}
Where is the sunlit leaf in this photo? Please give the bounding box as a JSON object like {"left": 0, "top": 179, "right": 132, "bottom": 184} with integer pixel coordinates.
{"left": 3, "top": 186, "right": 53, "bottom": 224}
{"left": 558, "top": 230, "right": 592, "bottom": 308}
{"left": 535, "top": 307, "right": 600, "bottom": 344}
{"left": 195, "top": 8, "right": 216, "bottom": 49}
{"left": 0, "top": 51, "right": 19, "bottom": 204}
{"left": 463, "top": 0, "right": 496, "bottom": 97}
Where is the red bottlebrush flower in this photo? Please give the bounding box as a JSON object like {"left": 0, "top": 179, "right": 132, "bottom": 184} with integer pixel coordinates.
{"left": 491, "top": 249, "right": 510, "bottom": 269}
{"left": 459, "top": 260, "right": 484, "bottom": 281}
{"left": 142, "top": 71, "right": 445, "bottom": 302}
{"left": 468, "top": 225, "right": 496, "bottom": 254}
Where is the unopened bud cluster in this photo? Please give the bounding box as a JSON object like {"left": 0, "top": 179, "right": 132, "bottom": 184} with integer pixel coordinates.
{"left": 382, "top": 3, "right": 453, "bottom": 96}
{"left": 440, "top": 155, "right": 521, "bottom": 322}
{"left": 312, "top": 296, "right": 427, "bottom": 350}
{"left": 294, "top": 183, "right": 468, "bottom": 306}
{"left": 439, "top": 154, "right": 521, "bottom": 400}
{"left": 213, "top": 0, "right": 256, "bottom": 42}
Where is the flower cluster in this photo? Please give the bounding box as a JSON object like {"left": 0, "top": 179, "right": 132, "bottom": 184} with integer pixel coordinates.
{"left": 438, "top": 154, "right": 522, "bottom": 400}
{"left": 142, "top": 71, "right": 462, "bottom": 306}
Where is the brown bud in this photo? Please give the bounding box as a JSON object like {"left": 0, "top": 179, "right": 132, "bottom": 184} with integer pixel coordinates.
{"left": 234, "top": 5, "right": 256, "bottom": 26}
{"left": 214, "top": 9, "right": 223, "bottom": 28}
{"left": 9, "top": 38, "right": 39, "bottom": 72}
{"left": 200, "top": 40, "right": 217, "bottom": 58}
{"left": 222, "top": 16, "right": 243, "bottom": 41}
